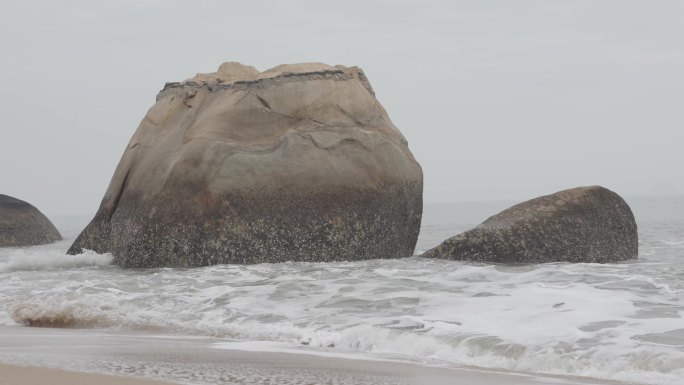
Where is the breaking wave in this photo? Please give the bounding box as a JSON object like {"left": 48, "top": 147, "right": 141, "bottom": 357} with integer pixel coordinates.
{"left": 0, "top": 249, "right": 112, "bottom": 273}
{"left": 10, "top": 303, "right": 115, "bottom": 328}
{"left": 2, "top": 256, "right": 684, "bottom": 385}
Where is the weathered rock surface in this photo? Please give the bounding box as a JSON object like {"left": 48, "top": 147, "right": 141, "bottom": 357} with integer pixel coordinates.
{"left": 422, "top": 186, "right": 637, "bottom": 263}
{"left": 68, "top": 62, "right": 423, "bottom": 267}
{"left": 0, "top": 195, "right": 61, "bottom": 247}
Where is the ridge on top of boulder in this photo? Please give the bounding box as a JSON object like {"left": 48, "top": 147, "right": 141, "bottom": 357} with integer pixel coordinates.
{"left": 185, "top": 62, "right": 342, "bottom": 84}
{"left": 160, "top": 62, "right": 377, "bottom": 99}
{"left": 422, "top": 186, "right": 638, "bottom": 264}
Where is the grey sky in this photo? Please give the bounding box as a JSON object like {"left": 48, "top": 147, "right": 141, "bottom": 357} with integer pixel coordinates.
{"left": 1, "top": 0, "right": 682, "bottom": 216}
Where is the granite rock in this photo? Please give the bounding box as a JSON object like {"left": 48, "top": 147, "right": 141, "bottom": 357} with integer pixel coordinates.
{"left": 0, "top": 195, "right": 61, "bottom": 247}
{"left": 422, "top": 186, "right": 637, "bottom": 263}
{"left": 68, "top": 62, "right": 423, "bottom": 267}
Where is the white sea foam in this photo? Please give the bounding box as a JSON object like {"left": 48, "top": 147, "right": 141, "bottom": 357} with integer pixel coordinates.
{"left": 0, "top": 249, "right": 112, "bottom": 273}
{"left": 213, "top": 340, "right": 393, "bottom": 361}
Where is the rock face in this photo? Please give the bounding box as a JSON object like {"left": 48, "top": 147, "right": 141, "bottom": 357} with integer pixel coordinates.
{"left": 423, "top": 186, "right": 637, "bottom": 263}
{"left": 0, "top": 195, "right": 61, "bottom": 247}
{"left": 68, "top": 62, "right": 423, "bottom": 267}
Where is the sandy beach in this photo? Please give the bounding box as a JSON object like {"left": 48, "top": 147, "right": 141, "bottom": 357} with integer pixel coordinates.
{"left": 0, "top": 326, "right": 624, "bottom": 385}
{"left": 0, "top": 363, "right": 172, "bottom": 385}
{"left": 0, "top": 360, "right": 621, "bottom": 385}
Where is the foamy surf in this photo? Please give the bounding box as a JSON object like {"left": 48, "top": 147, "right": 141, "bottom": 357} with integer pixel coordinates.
{"left": 0, "top": 249, "right": 112, "bottom": 273}
{"left": 3, "top": 257, "right": 684, "bottom": 384}
{"left": 213, "top": 340, "right": 395, "bottom": 362}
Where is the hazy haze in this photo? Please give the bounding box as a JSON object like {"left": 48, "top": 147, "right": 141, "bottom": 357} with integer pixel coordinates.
{"left": 1, "top": 0, "right": 682, "bottom": 216}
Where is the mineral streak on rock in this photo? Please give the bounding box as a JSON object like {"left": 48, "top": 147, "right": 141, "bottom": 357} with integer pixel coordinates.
{"left": 0, "top": 194, "right": 61, "bottom": 247}
{"left": 68, "top": 62, "right": 423, "bottom": 267}
{"left": 422, "top": 186, "right": 637, "bottom": 264}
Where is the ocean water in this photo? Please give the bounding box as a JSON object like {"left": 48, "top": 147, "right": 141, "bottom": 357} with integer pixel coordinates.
{"left": 1, "top": 197, "right": 683, "bottom": 385}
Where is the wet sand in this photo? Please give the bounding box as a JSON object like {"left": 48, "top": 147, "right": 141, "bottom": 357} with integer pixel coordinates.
{"left": 0, "top": 360, "right": 620, "bottom": 385}
{"left": 0, "top": 363, "right": 172, "bottom": 385}
{"left": 0, "top": 326, "right": 623, "bottom": 385}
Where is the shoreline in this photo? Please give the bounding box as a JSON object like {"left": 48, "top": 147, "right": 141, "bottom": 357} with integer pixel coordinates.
{"left": 0, "top": 363, "right": 174, "bottom": 385}
{"left": 0, "top": 357, "right": 624, "bottom": 385}
{"left": 0, "top": 353, "right": 626, "bottom": 385}
{"left": 0, "top": 326, "right": 627, "bottom": 385}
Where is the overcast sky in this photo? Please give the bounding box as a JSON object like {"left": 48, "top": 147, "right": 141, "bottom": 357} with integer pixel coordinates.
{"left": 0, "top": 0, "right": 682, "bottom": 216}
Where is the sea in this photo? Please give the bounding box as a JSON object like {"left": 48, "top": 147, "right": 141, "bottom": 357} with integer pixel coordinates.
{"left": 1, "top": 197, "right": 683, "bottom": 385}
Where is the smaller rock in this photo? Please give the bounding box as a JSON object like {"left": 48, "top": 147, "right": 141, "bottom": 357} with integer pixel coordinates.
{"left": 422, "top": 186, "right": 638, "bottom": 263}
{"left": 0, "top": 194, "right": 61, "bottom": 247}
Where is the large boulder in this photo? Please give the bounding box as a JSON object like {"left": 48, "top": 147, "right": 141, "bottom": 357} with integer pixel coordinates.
{"left": 0, "top": 194, "right": 61, "bottom": 247}
{"left": 422, "top": 186, "right": 637, "bottom": 263}
{"left": 68, "top": 62, "right": 423, "bottom": 267}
